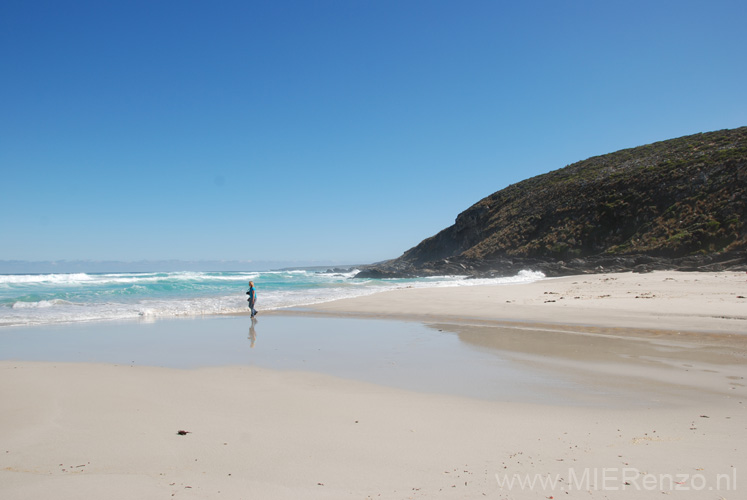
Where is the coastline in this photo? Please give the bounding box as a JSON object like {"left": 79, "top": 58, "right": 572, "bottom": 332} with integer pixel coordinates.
{"left": 2, "top": 271, "right": 745, "bottom": 499}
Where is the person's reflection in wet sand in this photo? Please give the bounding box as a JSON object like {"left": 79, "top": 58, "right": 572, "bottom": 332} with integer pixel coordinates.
{"left": 248, "top": 317, "right": 258, "bottom": 348}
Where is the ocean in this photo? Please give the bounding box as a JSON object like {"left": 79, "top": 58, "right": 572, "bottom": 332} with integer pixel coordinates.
{"left": 0, "top": 268, "right": 545, "bottom": 327}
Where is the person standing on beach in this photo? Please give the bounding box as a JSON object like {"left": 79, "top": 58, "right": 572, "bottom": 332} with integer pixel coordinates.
{"left": 246, "top": 281, "right": 258, "bottom": 318}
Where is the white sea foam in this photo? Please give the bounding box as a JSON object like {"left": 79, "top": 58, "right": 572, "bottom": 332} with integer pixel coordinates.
{"left": 0, "top": 273, "right": 94, "bottom": 285}
{"left": 0, "top": 271, "right": 262, "bottom": 288}
{"left": 11, "top": 299, "right": 74, "bottom": 309}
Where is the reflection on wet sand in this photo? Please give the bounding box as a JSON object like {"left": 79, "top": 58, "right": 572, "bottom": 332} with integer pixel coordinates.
{"left": 429, "top": 321, "right": 747, "bottom": 404}
{"left": 248, "top": 317, "right": 258, "bottom": 348}
{"left": 2, "top": 314, "right": 744, "bottom": 407}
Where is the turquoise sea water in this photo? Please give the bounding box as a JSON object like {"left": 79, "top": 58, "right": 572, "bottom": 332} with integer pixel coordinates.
{"left": 0, "top": 268, "right": 545, "bottom": 327}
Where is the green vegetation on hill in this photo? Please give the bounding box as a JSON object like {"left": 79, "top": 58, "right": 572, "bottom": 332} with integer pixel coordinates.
{"left": 399, "top": 127, "right": 747, "bottom": 267}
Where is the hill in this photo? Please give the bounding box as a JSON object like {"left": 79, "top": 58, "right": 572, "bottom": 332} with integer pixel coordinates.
{"left": 359, "top": 127, "right": 747, "bottom": 277}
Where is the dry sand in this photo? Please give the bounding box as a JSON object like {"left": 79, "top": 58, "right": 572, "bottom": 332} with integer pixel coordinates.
{"left": 310, "top": 270, "right": 747, "bottom": 334}
{"left": 1, "top": 271, "right": 746, "bottom": 499}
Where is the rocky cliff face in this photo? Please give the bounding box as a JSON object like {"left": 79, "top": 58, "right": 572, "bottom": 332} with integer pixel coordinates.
{"left": 359, "top": 127, "right": 747, "bottom": 278}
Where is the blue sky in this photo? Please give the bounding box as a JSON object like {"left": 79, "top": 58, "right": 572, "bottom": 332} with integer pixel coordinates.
{"left": 2, "top": 0, "right": 745, "bottom": 266}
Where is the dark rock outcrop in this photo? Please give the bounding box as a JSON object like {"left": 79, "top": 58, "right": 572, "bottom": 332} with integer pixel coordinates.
{"left": 357, "top": 127, "right": 747, "bottom": 278}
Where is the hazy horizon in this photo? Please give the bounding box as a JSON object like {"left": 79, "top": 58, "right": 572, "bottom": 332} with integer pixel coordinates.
{"left": 0, "top": 259, "right": 367, "bottom": 275}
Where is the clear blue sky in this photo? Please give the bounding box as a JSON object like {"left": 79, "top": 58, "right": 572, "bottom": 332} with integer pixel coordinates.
{"left": 2, "top": 0, "right": 745, "bottom": 266}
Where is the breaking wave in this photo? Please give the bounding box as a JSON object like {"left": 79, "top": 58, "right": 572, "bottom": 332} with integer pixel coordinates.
{"left": 0, "top": 269, "right": 545, "bottom": 327}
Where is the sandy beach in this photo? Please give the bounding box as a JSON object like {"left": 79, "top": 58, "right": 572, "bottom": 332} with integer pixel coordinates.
{"left": 310, "top": 270, "right": 747, "bottom": 334}
{"left": 2, "top": 271, "right": 746, "bottom": 499}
